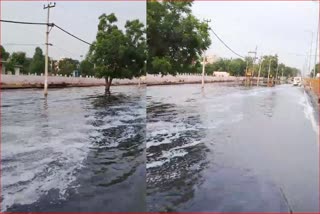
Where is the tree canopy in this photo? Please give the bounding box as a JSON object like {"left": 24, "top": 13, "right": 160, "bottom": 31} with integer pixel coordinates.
{"left": 58, "top": 58, "right": 79, "bottom": 76}
{"left": 147, "top": 0, "right": 211, "bottom": 75}
{"left": 88, "top": 13, "right": 146, "bottom": 92}
{"left": 80, "top": 59, "right": 95, "bottom": 77}
{"left": 29, "top": 47, "right": 45, "bottom": 75}
{"left": 204, "top": 54, "right": 299, "bottom": 78}
{"left": 0, "top": 45, "right": 10, "bottom": 61}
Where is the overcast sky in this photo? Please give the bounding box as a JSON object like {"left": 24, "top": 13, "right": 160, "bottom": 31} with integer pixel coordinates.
{"left": 1, "top": 1, "right": 146, "bottom": 61}
{"left": 1, "top": 1, "right": 319, "bottom": 74}
{"left": 192, "top": 1, "right": 319, "bottom": 74}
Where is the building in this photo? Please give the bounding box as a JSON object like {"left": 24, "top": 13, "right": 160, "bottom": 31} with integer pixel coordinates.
{"left": 206, "top": 54, "right": 220, "bottom": 64}
{"left": 1, "top": 60, "right": 22, "bottom": 75}
{"left": 213, "top": 71, "right": 230, "bottom": 77}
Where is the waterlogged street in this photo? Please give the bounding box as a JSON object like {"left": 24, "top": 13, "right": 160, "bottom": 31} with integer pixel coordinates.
{"left": 2, "top": 86, "right": 146, "bottom": 212}
{"left": 1, "top": 84, "right": 318, "bottom": 212}
{"left": 146, "top": 84, "right": 319, "bottom": 212}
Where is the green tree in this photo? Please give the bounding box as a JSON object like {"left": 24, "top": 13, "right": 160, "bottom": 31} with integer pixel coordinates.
{"left": 0, "top": 45, "right": 10, "bottom": 61}
{"left": 205, "top": 58, "right": 246, "bottom": 76}
{"left": 5, "top": 51, "right": 28, "bottom": 74}
{"left": 58, "top": 58, "right": 78, "bottom": 76}
{"left": 89, "top": 13, "right": 146, "bottom": 93}
{"left": 80, "top": 59, "right": 94, "bottom": 77}
{"left": 229, "top": 58, "right": 247, "bottom": 76}
{"left": 311, "top": 63, "right": 319, "bottom": 77}
{"left": 260, "top": 55, "right": 278, "bottom": 78}
{"left": 147, "top": 1, "right": 211, "bottom": 75}
{"left": 29, "top": 47, "right": 45, "bottom": 75}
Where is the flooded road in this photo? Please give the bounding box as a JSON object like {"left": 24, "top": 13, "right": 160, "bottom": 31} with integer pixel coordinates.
{"left": 2, "top": 83, "right": 318, "bottom": 212}
{"left": 2, "top": 86, "right": 146, "bottom": 212}
{"left": 147, "top": 84, "right": 319, "bottom": 212}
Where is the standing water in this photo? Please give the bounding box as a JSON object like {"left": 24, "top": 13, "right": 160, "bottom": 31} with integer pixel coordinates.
{"left": 146, "top": 84, "right": 319, "bottom": 212}
{"left": 2, "top": 84, "right": 318, "bottom": 212}
{"left": 1, "top": 86, "right": 146, "bottom": 212}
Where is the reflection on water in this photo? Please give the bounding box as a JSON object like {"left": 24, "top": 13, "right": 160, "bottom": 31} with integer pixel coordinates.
{"left": 2, "top": 86, "right": 146, "bottom": 212}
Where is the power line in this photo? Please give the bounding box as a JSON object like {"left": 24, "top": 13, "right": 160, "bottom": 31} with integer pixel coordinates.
{"left": 54, "top": 24, "right": 92, "bottom": 46}
{"left": 0, "top": 19, "right": 92, "bottom": 46}
{"left": 0, "top": 19, "right": 51, "bottom": 26}
{"left": 2, "top": 43, "right": 44, "bottom": 46}
{"left": 210, "top": 28, "right": 245, "bottom": 59}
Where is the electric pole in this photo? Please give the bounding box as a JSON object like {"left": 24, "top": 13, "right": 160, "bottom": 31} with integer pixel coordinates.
{"left": 308, "top": 31, "right": 314, "bottom": 78}
{"left": 43, "top": 2, "right": 56, "bottom": 96}
{"left": 201, "top": 19, "right": 211, "bottom": 89}
{"left": 201, "top": 53, "right": 206, "bottom": 89}
{"left": 275, "top": 61, "right": 279, "bottom": 85}
{"left": 248, "top": 46, "right": 257, "bottom": 86}
{"left": 314, "top": 20, "right": 319, "bottom": 78}
{"left": 267, "top": 59, "right": 272, "bottom": 87}
{"left": 257, "top": 57, "right": 263, "bottom": 87}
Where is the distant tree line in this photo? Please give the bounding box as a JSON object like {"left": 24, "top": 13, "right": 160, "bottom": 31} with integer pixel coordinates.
{"left": 201, "top": 55, "right": 300, "bottom": 78}
{"left": 0, "top": 45, "right": 93, "bottom": 76}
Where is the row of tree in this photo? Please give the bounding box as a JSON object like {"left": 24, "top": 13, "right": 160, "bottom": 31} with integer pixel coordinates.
{"left": 0, "top": 45, "right": 96, "bottom": 76}
{"left": 203, "top": 55, "right": 300, "bottom": 78}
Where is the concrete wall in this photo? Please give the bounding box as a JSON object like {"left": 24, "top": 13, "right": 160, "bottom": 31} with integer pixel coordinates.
{"left": 1, "top": 73, "right": 241, "bottom": 89}
{"left": 1, "top": 74, "right": 143, "bottom": 89}
{"left": 146, "top": 74, "right": 242, "bottom": 85}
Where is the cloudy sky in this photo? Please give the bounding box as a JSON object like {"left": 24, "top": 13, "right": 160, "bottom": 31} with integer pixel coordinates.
{"left": 1, "top": 1, "right": 318, "bottom": 75}
{"left": 1, "top": 1, "right": 146, "bottom": 61}
{"left": 192, "top": 1, "right": 319, "bottom": 75}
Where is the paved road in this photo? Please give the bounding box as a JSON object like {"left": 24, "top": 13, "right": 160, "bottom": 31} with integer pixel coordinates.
{"left": 147, "top": 84, "right": 319, "bottom": 212}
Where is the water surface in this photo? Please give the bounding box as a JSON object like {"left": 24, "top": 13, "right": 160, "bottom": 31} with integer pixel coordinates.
{"left": 2, "top": 86, "right": 146, "bottom": 212}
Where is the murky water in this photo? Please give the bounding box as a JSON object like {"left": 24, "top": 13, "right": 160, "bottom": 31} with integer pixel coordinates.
{"left": 146, "top": 84, "right": 319, "bottom": 212}
{"left": 2, "top": 84, "right": 318, "bottom": 212}
{"left": 1, "top": 86, "right": 146, "bottom": 212}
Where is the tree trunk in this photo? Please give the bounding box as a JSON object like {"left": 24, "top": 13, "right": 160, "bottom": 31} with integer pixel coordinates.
{"left": 105, "top": 77, "right": 113, "bottom": 94}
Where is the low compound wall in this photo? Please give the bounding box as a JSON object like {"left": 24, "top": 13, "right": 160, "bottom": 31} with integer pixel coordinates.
{"left": 1, "top": 73, "right": 242, "bottom": 89}
{"left": 1, "top": 74, "right": 143, "bottom": 89}
{"left": 146, "top": 74, "right": 242, "bottom": 85}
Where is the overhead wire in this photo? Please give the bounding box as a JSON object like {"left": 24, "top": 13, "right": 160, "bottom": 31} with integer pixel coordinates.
{"left": 210, "top": 28, "right": 245, "bottom": 59}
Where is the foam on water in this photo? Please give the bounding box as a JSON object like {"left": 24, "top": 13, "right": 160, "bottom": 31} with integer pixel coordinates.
{"left": 1, "top": 127, "right": 90, "bottom": 211}
{"left": 146, "top": 141, "right": 202, "bottom": 169}
{"left": 2, "top": 88, "right": 145, "bottom": 211}
{"left": 299, "top": 91, "right": 319, "bottom": 136}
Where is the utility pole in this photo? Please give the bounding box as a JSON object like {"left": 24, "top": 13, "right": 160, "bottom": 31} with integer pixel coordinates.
{"left": 43, "top": 2, "right": 56, "bottom": 96}
{"left": 257, "top": 57, "right": 263, "bottom": 87}
{"left": 314, "top": 20, "right": 319, "bottom": 78}
{"left": 267, "top": 59, "right": 272, "bottom": 87}
{"left": 275, "top": 61, "right": 279, "bottom": 85}
{"left": 248, "top": 46, "right": 257, "bottom": 86}
{"left": 308, "top": 32, "right": 314, "bottom": 77}
{"left": 201, "top": 53, "right": 206, "bottom": 89}
{"left": 201, "top": 19, "right": 211, "bottom": 89}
